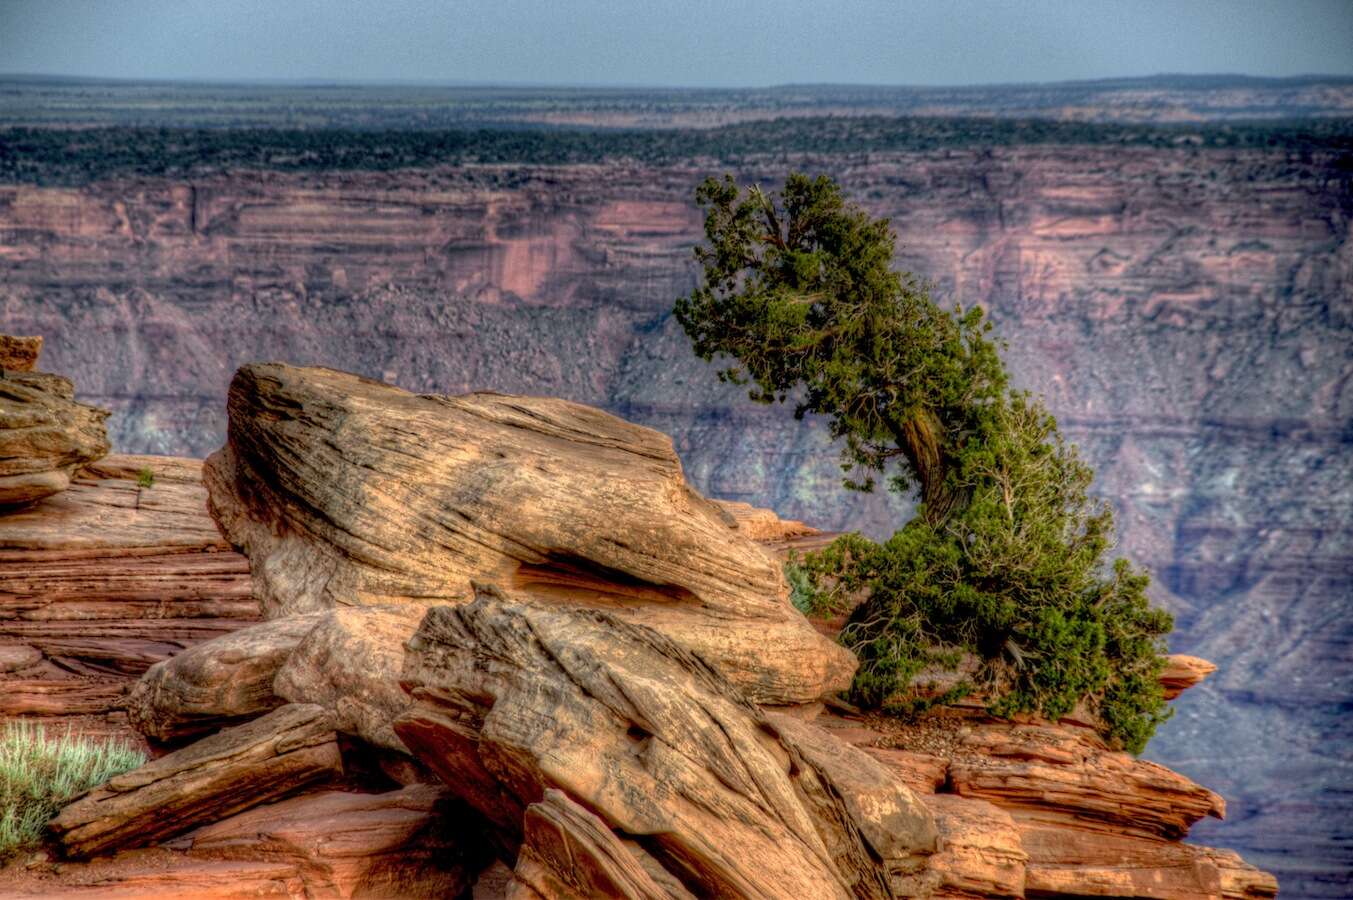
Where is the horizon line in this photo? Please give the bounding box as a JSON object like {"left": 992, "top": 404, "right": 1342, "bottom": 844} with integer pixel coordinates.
{"left": 4, "top": 71, "right": 1353, "bottom": 93}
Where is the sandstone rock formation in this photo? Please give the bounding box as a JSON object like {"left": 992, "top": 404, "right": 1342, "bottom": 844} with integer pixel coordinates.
{"left": 272, "top": 604, "right": 427, "bottom": 754}
{"left": 204, "top": 362, "right": 854, "bottom": 706}
{"left": 166, "top": 784, "right": 482, "bottom": 897}
{"left": 7, "top": 148, "right": 1342, "bottom": 891}
{"left": 393, "top": 587, "right": 936, "bottom": 898}
{"left": 0, "top": 334, "right": 41, "bottom": 372}
{"left": 854, "top": 715, "right": 1279, "bottom": 900}
{"left": 51, "top": 703, "right": 342, "bottom": 859}
{"left": 0, "top": 367, "right": 1279, "bottom": 898}
{"left": 0, "top": 454, "right": 258, "bottom": 742}
{"left": 0, "top": 334, "right": 109, "bottom": 506}
{"left": 6, "top": 786, "right": 482, "bottom": 899}
{"left": 127, "top": 612, "right": 325, "bottom": 742}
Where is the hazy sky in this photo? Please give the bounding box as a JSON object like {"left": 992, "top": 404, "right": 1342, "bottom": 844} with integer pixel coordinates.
{"left": 2, "top": 0, "right": 1351, "bottom": 87}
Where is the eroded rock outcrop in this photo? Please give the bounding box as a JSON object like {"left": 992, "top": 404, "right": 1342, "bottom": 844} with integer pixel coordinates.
{"left": 7, "top": 786, "right": 482, "bottom": 899}
{"left": 272, "top": 604, "right": 427, "bottom": 754}
{"left": 0, "top": 454, "right": 258, "bottom": 742}
{"left": 127, "top": 612, "right": 325, "bottom": 742}
{"left": 393, "top": 586, "right": 936, "bottom": 898}
{"left": 0, "top": 373, "right": 1278, "bottom": 899}
{"left": 0, "top": 334, "right": 42, "bottom": 372}
{"left": 0, "top": 334, "right": 109, "bottom": 506}
{"left": 166, "top": 784, "right": 483, "bottom": 898}
{"left": 204, "top": 362, "right": 854, "bottom": 705}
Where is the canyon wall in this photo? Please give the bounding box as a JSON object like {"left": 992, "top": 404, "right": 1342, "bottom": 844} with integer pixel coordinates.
{"left": 1, "top": 146, "right": 1349, "bottom": 896}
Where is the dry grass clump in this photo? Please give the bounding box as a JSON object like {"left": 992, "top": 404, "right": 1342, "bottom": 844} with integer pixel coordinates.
{"left": 0, "top": 722, "right": 145, "bottom": 861}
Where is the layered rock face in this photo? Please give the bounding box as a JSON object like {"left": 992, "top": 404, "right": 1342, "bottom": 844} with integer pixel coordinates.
{"left": 1, "top": 146, "right": 1348, "bottom": 894}
{"left": 0, "top": 335, "right": 109, "bottom": 506}
{"left": 2, "top": 364, "right": 1277, "bottom": 897}
{"left": 0, "top": 454, "right": 258, "bottom": 742}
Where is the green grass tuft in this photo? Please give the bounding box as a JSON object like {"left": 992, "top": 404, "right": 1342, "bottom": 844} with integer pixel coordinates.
{"left": 136, "top": 467, "right": 155, "bottom": 489}
{"left": 0, "top": 722, "right": 146, "bottom": 861}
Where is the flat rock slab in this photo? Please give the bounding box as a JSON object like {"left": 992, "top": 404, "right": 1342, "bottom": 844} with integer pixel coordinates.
{"left": 205, "top": 362, "right": 853, "bottom": 705}
{"left": 0, "top": 856, "right": 307, "bottom": 898}
{"left": 947, "top": 723, "right": 1224, "bottom": 840}
{"left": 51, "top": 703, "right": 341, "bottom": 858}
{"left": 171, "top": 784, "right": 482, "bottom": 898}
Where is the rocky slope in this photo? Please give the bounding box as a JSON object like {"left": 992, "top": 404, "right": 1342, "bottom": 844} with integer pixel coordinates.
{"left": 1, "top": 144, "right": 1349, "bottom": 894}
{"left": 0, "top": 363, "right": 1278, "bottom": 897}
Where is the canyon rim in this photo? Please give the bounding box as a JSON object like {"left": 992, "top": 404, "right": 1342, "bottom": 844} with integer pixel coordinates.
{"left": 2, "top": 75, "right": 1351, "bottom": 897}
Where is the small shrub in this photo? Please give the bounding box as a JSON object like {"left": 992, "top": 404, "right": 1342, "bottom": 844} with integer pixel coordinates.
{"left": 0, "top": 722, "right": 146, "bottom": 860}
{"left": 136, "top": 467, "right": 155, "bottom": 489}
{"left": 785, "top": 558, "right": 819, "bottom": 616}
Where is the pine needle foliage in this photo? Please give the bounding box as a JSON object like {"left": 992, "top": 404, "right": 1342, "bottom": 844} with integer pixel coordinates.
{"left": 0, "top": 722, "right": 146, "bottom": 860}
{"left": 677, "top": 173, "right": 1173, "bottom": 753}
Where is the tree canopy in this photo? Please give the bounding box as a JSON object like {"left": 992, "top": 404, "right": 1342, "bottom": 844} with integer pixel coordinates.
{"left": 676, "top": 173, "right": 1172, "bottom": 753}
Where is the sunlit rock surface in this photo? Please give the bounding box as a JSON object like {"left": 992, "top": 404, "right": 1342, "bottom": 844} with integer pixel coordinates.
{"left": 1, "top": 145, "right": 1348, "bottom": 894}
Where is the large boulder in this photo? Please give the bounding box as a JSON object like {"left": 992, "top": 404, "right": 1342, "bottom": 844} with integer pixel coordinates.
{"left": 392, "top": 586, "right": 937, "bottom": 898}
{"left": 0, "top": 339, "right": 109, "bottom": 507}
{"left": 127, "top": 613, "right": 326, "bottom": 742}
{"left": 204, "top": 363, "right": 853, "bottom": 705}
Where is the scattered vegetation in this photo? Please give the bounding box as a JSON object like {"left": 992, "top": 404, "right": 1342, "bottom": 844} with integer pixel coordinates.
{"left": 1, "top": 117, "right": 1349, "bottom": 186}
{"left": 0, "top": 722, "right": 145, "bottom": 861}
{"left": 677, "top": 173, "right": 1173, "bottom": 753}
{"left": 136, "top": 467, "right": 155, "bottom": 489}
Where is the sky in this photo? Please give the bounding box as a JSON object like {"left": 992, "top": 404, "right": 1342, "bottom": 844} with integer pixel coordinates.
{"left": 2, "top": 0, "right": 1351, "bottom": 88}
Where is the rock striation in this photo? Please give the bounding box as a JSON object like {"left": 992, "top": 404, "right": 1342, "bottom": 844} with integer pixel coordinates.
{"left": 0, "top": 334, "right": 109, "bottom": 507}
{"left": 0, "top": 454, "right": 259, "bottom": 743}
{"left": 51, "top": 703, "right": 342, "bottom": 859}
{"left": 204, "top": 362, "right": 855, "bottom": 706}
{"left": 0, "top": 365, "right": 1278, "bottom": 899}
{"left": 396, "top": 586, "right": 937, "bottom": 898}
{"left": 127, "top": 612, "right": 325, "bottom": 743}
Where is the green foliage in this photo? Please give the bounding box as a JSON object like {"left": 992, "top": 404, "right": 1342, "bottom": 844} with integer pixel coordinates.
{"left": 0, "top": 722, "right": 145, "bottom": 860}
{"left": 136, "top": 467, "right": 155, "bottom": 489}
{"left": 678, "top": 173, "right": 1173, "bottom": 753}
{"left": 785, "top": 558, "right": 822, "bottom": 616}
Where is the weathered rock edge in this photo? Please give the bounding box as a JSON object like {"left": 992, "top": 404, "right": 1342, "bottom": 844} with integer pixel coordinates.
{"left": 393, "top": 586, "right": 937, "bottom": 899}
{"left": 0, "top": 334, "right": 109, "bottom": 506}
{"left": 126, "top": 613, "right": 326, "bottom": 742}
{"left": 203, "top": 362, "right": 854, "bottom": 705}
{"left": 51, "top": 703, "right": 342, "bottom": 858}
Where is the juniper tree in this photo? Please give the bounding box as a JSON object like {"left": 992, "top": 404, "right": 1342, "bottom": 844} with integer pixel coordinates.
{"left": 675, "top": 173, "right": 1172, "bottom": 752}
